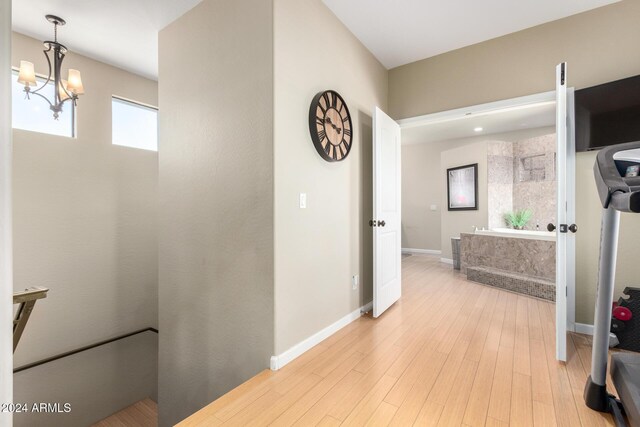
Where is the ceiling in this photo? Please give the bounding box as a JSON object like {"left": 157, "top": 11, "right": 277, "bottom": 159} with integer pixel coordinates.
{"left": 322, "top": 0, "right": 621, "bottom": 69}
{"left": 12, "top": 0, "right": 620, "bottom": 79}
{"left": 401, "top": 102, "right": 556, "bottom": 145}
{"left": 12, "top": 0, "right": 203, "bottom": 80}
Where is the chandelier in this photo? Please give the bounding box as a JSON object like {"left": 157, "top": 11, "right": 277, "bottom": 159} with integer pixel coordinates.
{"left": 17, "top": 15, "right": 84, "bottom": 120}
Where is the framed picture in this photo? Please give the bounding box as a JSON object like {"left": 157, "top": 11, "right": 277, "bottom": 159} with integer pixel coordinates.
{"left": 447, "top": 163, "right": 478, "bottom": 211}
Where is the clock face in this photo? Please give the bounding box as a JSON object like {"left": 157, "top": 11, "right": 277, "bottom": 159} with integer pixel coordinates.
{"left": 308, "top": 90, "right": 353, "bottom": 162}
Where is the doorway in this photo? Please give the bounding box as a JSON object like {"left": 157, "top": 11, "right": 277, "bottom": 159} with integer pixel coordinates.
{"left": 385, "top": 86, "right": 576, "bottom": 362}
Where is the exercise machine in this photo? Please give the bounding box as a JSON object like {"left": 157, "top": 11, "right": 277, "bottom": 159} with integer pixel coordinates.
{"left": 585, "top": 141, "right": 640, "bottom": 426}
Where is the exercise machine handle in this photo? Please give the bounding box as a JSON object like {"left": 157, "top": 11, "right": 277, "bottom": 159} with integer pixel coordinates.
{"left": 594, "top": 141, "right": 640, "bottom": 213}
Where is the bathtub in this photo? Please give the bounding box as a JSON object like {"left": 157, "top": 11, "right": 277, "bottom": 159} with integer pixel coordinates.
{"left": 474, "top": 227, "right": 556, "bottom": 241}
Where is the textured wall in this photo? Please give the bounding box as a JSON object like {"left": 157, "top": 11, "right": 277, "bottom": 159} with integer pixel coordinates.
{"left": 11, "top": 32, "right": 158, "bottom": 425}
{"left": 512, "top": 134, "right": 557, "bottom": 230}
{"left": 389, "top": 0, "right": 640, "bottom": 324}
{"left": 486, "top": 132, "right": 557, "bottom": 231}
{"left": 403, "top": 128, "right": 555, "bottom": 252}
{"left": 440, "top": 141, "right": 488, "bottom": 260}
{"left": 14, "top": 332, "right": 157, "bottom": 427}
{"left": 487, "top": 141, "right": 513, "bottom": 230}
{"left": 401, "top": 139, "right": 471, "bottom": 251}
{"left": 273, "top": 0, "right": 388, "bottom": 355}
{"left": 158, "top": 0, "right": 274, "bottom": 425}
{"left": 12, "top": 33, "right": 159, "bottom": 366}
{"left": 0, "top": 1, "right": 12, "bottom": 423}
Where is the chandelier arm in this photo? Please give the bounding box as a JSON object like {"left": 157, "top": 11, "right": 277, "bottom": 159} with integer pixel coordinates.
{"left": 56, "top": 51, "right": 75, "bottom": 101}
{"left": 30, "top": 47, "right": 53, "bottom": 96}
{"left": 58, "top": 97, "right": 76, "bottom": 107}
{"left": 28, "top": 91, "right": 55, "bottom": 110}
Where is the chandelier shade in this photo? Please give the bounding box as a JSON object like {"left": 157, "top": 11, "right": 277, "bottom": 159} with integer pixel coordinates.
{"left": 17, "top": 61, "right": 37, "bottom": 87}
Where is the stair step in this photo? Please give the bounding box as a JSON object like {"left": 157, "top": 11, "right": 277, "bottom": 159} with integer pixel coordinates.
{"left": 466, "top": 266, "right": 555, "bottom": 301}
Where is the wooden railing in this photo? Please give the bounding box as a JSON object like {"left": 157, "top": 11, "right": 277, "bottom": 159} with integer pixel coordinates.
{"left": 13, "top": 287, "right": 49, "bottom": 353}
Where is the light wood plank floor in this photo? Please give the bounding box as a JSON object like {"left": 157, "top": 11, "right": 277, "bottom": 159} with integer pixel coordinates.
{"left": 92, "top": 398, "right": 158, "bottom": 427}
{"left": 178, "top": 255, "right": 613, "bottom": 426}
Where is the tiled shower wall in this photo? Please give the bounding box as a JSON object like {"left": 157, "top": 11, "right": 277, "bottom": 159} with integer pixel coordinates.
{"left": 487, "top": 133, "right": 556, "bottom": 230}
{"left": 487, "top": 141, "right": 513, "bottom": 229}
{"left": 513, "top": 133, "right": 556, "bottom": 230}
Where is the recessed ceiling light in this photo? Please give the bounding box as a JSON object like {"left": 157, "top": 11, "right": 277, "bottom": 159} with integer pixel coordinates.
{"left": 474, "top": 127, "right": 483, "bottom": 132}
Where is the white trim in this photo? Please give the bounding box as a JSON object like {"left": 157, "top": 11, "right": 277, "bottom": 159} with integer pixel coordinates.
{"left": 0, "top": 1, "right": 12, "bottom": 424}
{"left": 575, "top": 323, "right": 594, "bottom": 336}
{"left": 397, "top": 87, "right": 576, "bottom": 361}
{"left": 270, "top": 301, "right": 372, "bottom": 371}
{"left": 402, "top": 248, "right": 441, "bottom": 255}
{"left": 397, "top": 90, "right": 556, "bottom": 129}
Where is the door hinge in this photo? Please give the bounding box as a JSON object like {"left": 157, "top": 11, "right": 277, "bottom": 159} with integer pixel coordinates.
{"left": 560, "top": 63, "right": 566, "bottom": 86}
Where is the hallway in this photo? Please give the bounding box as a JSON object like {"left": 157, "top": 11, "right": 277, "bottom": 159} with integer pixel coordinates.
{"left": 178, "top": 255, "right": 612, "bottom": 426}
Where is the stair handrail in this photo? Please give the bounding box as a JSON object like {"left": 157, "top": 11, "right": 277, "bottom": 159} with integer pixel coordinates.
{"left": 13, "top": 286, "right": 49, "bottom": 353}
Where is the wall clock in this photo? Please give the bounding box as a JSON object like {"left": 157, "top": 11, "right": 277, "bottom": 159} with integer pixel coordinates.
{"left": 308, "top": 90, "right": 353, "bottom": 162}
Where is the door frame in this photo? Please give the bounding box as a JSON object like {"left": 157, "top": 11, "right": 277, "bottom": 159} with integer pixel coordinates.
{"left": 397, "top": 89, "right": 576, "bottom": 351}
{"left": 1, "top": 0, "right": 13, "bottom": 424}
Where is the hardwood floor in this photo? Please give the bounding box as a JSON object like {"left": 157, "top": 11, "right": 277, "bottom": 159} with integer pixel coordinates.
{"left": 178, "top": 255, "right": 613, "bottom": 426}
{"left": 92, "top": 398, "right": 158, "bottom": 427}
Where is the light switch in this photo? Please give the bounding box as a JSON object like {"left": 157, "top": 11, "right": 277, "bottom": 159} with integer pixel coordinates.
{"left": 430, "top": 204, "right": 438, "bottom": 211}
{"left": 299, "top": 193, "right": 307, "bottom": 209}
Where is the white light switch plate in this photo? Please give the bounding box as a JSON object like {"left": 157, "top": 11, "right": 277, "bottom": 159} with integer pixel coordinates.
{"left": 299, "top": 193, "right": 307, "bottom": 209}
{"left": 430, "top": 204, "right": 438, "bottom": 211}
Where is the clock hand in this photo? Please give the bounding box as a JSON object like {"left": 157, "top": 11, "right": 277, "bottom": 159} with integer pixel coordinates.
{"left": 323, "top": 117, "right": 342, "bottom": 133}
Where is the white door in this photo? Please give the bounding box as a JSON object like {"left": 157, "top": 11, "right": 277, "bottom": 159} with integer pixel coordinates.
{"left": 555, "top": 62, "right": 577, "bottom": 361}
{"left": 373, "top": 107, "right": 402, "bottom": 318}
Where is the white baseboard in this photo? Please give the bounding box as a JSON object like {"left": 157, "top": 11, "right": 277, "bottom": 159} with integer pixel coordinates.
{"left": 440, "top": 258, "right": 454, "bottom": 265}
{"left": 270, "top": 301, "right": 373, "bottom": 371}
{"left": 575, "top": 323, "right": 594, "bottom": 335}
{"left": 402, "top": 248, "right": 441, "bottom": 256}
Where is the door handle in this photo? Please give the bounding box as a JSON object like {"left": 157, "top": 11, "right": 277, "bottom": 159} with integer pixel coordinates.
{"left": 377, "top": 220, "right": 386, "bottom": 227}
{"left": 549, "top": 223, "right": 576, "bottom": 233}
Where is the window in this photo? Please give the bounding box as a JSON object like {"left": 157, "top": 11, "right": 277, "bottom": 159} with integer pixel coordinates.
{"left": 11, "top": 70, "right": 75, "bottom": 137}
{"left": 112, "top": 97, "right": 158, "bottom": 151}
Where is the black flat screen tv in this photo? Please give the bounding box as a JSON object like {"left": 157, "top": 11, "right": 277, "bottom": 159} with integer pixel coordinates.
{"left": 575, "top": 74, "right": 640, "bottom": 152}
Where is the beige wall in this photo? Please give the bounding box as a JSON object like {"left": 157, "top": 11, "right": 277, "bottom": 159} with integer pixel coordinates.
{"left": 402, "top": 139, "right": 474, "bottom": 251}
{"left": 1, "top": 0, "right": 12, "bottom": 422}
{"left": 158, "top": 0, "right": 274, "bottom": 425}
{"left": 11, "top": 32, "right": 158, "bottom": 424}
{"left": 389, "top": 0, "right": 640, "bottom": 324}
{"left": 440, "top": 142, "right": 488, "bottom": 260}
{"left": 402, "top": 127, "right": 554, "bottom": 253}
{"left": 389, "top": 1, "right": 640, "bottom": 120}
{"left": 273, "top": 0, "right": 387, "bottom": 355}
{"left": 14, "top": 332, "right": 157, "bottom": 427}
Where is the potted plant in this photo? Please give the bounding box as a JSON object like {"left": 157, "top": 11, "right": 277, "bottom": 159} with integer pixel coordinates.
{"left": 504, "top": 209, "right": 533, "bottom": 230}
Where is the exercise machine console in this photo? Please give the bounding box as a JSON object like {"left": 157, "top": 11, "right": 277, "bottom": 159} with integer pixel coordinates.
{"left": 586, "top": 141, "right": 640, "bottom": 426}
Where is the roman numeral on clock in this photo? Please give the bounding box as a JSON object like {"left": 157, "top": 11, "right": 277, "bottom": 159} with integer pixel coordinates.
{"left": 322, "top": 92, "right": 331, "bottom": 109}
{"left": 309, "top": 90, "right": 352, "bottom": 162}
